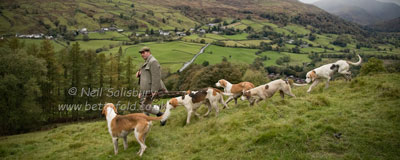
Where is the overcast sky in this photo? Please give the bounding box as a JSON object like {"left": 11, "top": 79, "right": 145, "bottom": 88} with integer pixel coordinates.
{"left": 299, "top": 0, "right": 400, "bottom": 5}
{"left": 298, "top": 0, "right": 319, "bottom": 4}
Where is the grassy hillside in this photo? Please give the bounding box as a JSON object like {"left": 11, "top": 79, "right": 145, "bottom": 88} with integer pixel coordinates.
{"left": 1, "top": 73, "right": 399, "bottom": 159}
{"left": 0, "top": 0, "right": 365, "bottom": 35}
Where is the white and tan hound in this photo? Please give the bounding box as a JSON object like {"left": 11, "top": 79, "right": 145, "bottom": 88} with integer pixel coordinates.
{"left": 241, "top": 79, "right": 306, "bottom": 106}
{"left": 306, "top": 54, "right": 362, "bottom": 92}
{"left": 215, "top": 79, "right": 254, "bottom": 105}
{"left": 161, "top": 88, "right": 229, "bottom": 125}
{"left": 102, "top": 103, "right": 164, "bottom": 156}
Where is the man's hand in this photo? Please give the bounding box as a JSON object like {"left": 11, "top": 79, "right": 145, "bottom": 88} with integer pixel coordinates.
{"left": 136, "top": 70, "right": 141, "bottom": 78}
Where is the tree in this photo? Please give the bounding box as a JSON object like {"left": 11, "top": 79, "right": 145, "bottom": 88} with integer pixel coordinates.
{"left": 276, "top": 58, "right": 283, "bottom": 65}
{"left": 83, "top": 34, "right": 89, "bottom": 41}
{"left": 38, "top": 40, "right": 61, "bottom": 121}
{"left": 8, "top": 37, "right": 25, "bottom": 54}
{"left": 202, "top": 61, "right": 209, "bottom": 67}
{"left": 68, "top": 42, "right": 83, "bottom": 119}
{"left": 222, "top": 56, "right": 228, "bottom": 62}
{"left": 0, "top": 38, "right": 46, "bottom": 135}
{"left": 108, "top": 53, "right": 118, "bottom": 88}
{"left": 64, "top": 31, "right": 76, "bottom": 41}
{"left": 292, "top": 46, "right": 300, "bottom": 53}
{"left": 97, "top": 53, "right": 106, "bottom": 89}
{"left": 333, "top": 35, "right": 350, "bottom": 47}
{"left": 251, "top": 57, "right": 264, "bottom": 70}
{"left": 83, "top": 49, "right": 98, "bottom": 103}
{"left": 241, "top": 69, "right": 268, "bottom": 86}
{"left": 26, "top": 43, "right": 39, "bottom": 56}
{"left": 125, "top": 56, "right": 134, "bottom": 88}
{"left": 185, "top": 30, "right": 191, "bottom": 36}
{"left": 308, "top": 33, "right": 316, "bottom": 41}
{"left": 117, "top": 47, "right": 123, "bottom": 88}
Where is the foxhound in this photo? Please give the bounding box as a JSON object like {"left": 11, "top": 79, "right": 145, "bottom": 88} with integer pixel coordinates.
{"left": 306, "top": 54, "right": 362, "bottom": 93}
{"left": 241, "top": 79, "right": 306, "bottom": 106}
{"left": 161, "top": 88, "right": 229, "bottom": 125}
{"left": 102, "top": 103, "right": 164, "bottom": 156}
{"left": 215, "top": 79, "right": 254, "bottom": 105}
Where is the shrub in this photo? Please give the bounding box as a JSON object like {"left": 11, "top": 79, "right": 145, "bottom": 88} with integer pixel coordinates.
{"left": 241, "top": 69, "right": 269, "bottom": 86}
{"left": 360, "top": 58, "right": 386, "bottom": 75}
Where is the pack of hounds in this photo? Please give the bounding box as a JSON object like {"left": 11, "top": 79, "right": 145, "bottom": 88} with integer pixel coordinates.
{"left": 102, "top": 55, "right": 362, "bottom": 156}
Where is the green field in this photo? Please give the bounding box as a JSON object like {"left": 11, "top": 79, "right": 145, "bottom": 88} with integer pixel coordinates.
{"left": 259, "top": 51, "right": 311, "bottom": 66}
{"left": 240, "top": 19, "right": 265, "bottom": 32}
{"left": 123, "top": 41, "right": 205, "bottom": 72}
{"left": 221, "top": 33, "right": 249, "bottom": 40}
{"left": 195, "top": 45, "right": 259, "bottom": 65}
{"left": 21, "top": 39, "right": 67, "bottom": 52}
{"left": 284, "top": 25, "right": 311, "bottom": 35}
{"left": 204, "top": 34, "right": 227, "bottom": 40}
{"left": 76, "top": 32, "right": 129, "bottom": 41}
{"left": 74, "top": 40, "right": 122, "bottom": 51}
{"left": 300, "top": 47, "right": 326, "bottom": 53}
{"left": 1, "top": 74, "right": 399, "bottom": 159}
{"left": 182, "top": 34, "right": 215, "bottom": 44}
{"left": 194, "top": 45, "right": 311, "bottom": 67}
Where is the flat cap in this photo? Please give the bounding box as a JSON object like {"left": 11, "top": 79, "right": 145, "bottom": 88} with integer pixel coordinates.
{"left": 139, "top": 46, "right": 150, "bottom": 53}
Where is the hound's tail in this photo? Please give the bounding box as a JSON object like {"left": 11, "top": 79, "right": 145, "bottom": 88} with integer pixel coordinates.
{"left": 221, "top": 92, "right": 235, "bottom": 96}
{"left": 143, "top": 114, "right": 163, "bottom": 121}
{"left": 131, "top": 112, "right": 164, "bottom": 121}
{"left": 287, "top": 79, "right": 307, "bottom": 87}
{"left": 347, "top": 54, "right": 362, "bottom": 66}
{"left": 211, "top": 88, "right": 235, "bottom": 96}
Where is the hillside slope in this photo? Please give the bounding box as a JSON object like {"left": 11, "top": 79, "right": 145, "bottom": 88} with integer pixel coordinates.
{"left": 0, "top": 0, "right": 364, "bottom": 35}
{"left": 1, "top": 73, "right": 399, "bottom": 159}
{"left": 370, "top": 17, "right": 400, "bottom": 32}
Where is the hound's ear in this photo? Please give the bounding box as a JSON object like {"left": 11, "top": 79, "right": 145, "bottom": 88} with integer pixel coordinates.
{"left": 220, "top": 80, "right": 227, "bottom": 87}
{"left": 311, "top": 70, "right": 317, "bottom": 81}
{"left": 170, "top": 98, "right": 178, "bottom": 108}
{"left": 330, "top": 64, "right": 339, "bottom": 70}
{"left": 102, "top": 106, "right": 106, "bottom": 115}
{"left": 112, "top": 105, "right": 118, "bottom": 114}
{"left": 330, "top": 64, "right": 336, "bottom": 70}
{"left": 265, "top": 85, "right": 269, "bottom": 89}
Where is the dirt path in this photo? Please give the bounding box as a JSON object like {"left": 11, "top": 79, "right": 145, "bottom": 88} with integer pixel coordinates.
{"left": 178, "top": 43, "right": 210, "bottom": 72}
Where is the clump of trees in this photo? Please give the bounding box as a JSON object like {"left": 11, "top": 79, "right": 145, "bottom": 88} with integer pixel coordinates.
{"left": 0, "top": 38, "right": 137, "bottom": 135}
{"left": 333, "top": 35, "right": 351, "bottom": 47}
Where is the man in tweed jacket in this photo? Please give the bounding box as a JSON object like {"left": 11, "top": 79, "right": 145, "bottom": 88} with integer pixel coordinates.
{"left": 136, "top": 46, "right": 167, "bottom": 116}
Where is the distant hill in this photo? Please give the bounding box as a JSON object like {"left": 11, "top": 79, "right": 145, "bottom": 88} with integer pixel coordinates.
{"left": 0, "top": 0, "right": 364, "bottom": 36}
{"left": 313, "top": 0, "right": 400, "bottom": 25}
{"left": 378, "top": 0, "right": 400, "bottom": 6}
{"left": 370, "top": 17, "right": 400, "bottom": 32}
